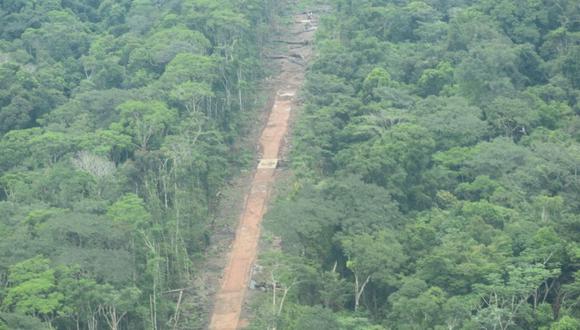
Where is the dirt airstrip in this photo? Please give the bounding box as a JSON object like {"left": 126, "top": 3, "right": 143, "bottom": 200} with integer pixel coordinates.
{"left": 208, "top": 10, "right": 317, "bottom": 330}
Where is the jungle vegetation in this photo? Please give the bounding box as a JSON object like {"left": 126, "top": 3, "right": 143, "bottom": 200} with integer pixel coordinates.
{"left": 254, "top": 0, "right": 580, "bottom": 329}
{"left": 0, "top": 0, "right": 283, "bottom": 329}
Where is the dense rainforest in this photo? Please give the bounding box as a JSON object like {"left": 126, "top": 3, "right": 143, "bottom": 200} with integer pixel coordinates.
{"left": 254, "top": 0, "right": 580, "bottom": 329}
{"left": 0, "top": 0, "right": 283, "bottom": 329}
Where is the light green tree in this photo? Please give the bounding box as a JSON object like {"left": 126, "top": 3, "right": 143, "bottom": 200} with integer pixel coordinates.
{"left": 2, "top": 257, "right": 64, "bottom": 325}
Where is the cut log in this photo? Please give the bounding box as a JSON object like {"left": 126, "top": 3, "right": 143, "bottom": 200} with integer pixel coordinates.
{"left": 288, "top": 58, "right": 305, "bottom": 66}
{"left": 273, "top": 40, "right": 310, "bottom": 45}
{"left": 289, "top": 53, "right": 305, "bottom": 60}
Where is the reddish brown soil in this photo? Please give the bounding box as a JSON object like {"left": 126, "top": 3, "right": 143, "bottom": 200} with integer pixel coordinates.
{"left": 208, "top": 12, "right": 316, "bottom": 330}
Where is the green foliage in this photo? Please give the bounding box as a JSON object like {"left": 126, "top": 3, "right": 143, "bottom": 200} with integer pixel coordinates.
{"left": 107, "top": 193, "right": 151, "bottom": 231}
{"left": 341, "top": 230, "right": 407, "bottom": 287}
{"left": 562, "top": 46, "right": 580, "bottom": 88}
{"left": 550, "top": 316, "right": 580, "bottom": 330}
{"left": 0, "top": 312, "right": 49, "bottom": 330}
{"left": 388, "top": 279, "right": 447, "bottom": 329}
{"left": 0, "top": 0, "right": 283, "bottom": 328}
{"left": 2, "top": 257, "right": 63, "bottom": 316}
{"left": 417, "top": 62, "right": 454, "bottom": 97}
{"left": 279, "top": 305, "right": 341, "bottom": 330}
{"left": 260, "top": 0, "right": 580, "bottom": 328}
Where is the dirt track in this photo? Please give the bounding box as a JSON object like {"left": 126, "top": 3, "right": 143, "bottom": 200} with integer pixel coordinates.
{"left": 208, "top": 11, "right": 316, "bottom": 330}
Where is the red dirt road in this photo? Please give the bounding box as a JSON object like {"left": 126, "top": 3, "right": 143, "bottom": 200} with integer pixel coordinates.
{"left": 208, "top": 11, "right": 316, "bottom": 330}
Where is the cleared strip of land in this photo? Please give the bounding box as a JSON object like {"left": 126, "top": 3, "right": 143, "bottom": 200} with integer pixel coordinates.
{"left": 208, "top": 11, "right": 316, "bottom": 330}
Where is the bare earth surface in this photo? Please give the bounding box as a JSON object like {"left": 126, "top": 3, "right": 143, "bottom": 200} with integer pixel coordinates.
{"left": 208, "top": 11, "right": 317, "bottom": 330}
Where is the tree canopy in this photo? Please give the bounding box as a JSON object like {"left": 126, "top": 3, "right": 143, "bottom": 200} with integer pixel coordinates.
{"left": 256, "top": 0, "right": 580, "bottom": 329}
{"left": 0, "top": 0, "right": 284, "bottom": 328}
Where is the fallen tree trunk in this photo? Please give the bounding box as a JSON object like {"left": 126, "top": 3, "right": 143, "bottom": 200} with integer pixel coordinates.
{"left": 265, "top": 55, "right": 289, "bottom": 59}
